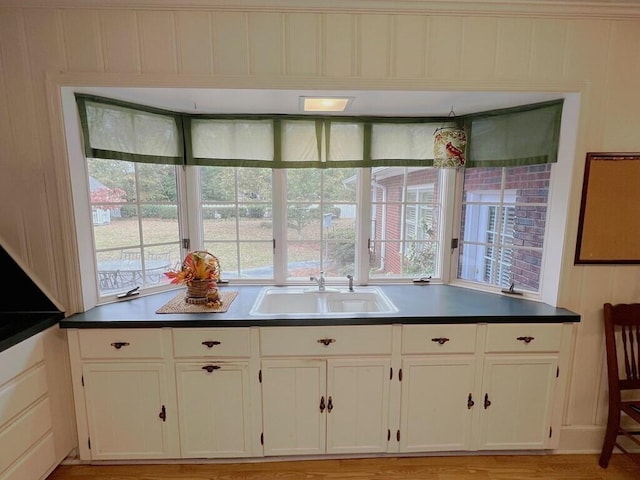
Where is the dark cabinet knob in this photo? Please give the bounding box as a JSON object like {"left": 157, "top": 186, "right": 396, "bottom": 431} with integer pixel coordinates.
{"left": 327, "top": 396, "right": 333, "bottom": 413}
{"left": 317, "top": 338, "right": 336, "bottom": 346}
{"left": 320, "top": 396, "right": 326, "bottom": 412}
{"left": 159, "top": 405, "right": 166, "bottom": 421}
{"left": 484, "top": 393, "right": 491, "bottom": 409}
{"left": 517, "top": 336, "right": 535, "bottom": 344}
{"left": 431, "top": 337, "right": 450, "bottom": 345}
{"left": 202, "top": 340, "right": 221, "bottom": 348}
{"left": 110, "top": 342, "right": 130, "bottom": 349}
{"left": 467, "top": 393, "right": 475, "bottom": 409}
{"left": 202, "top": 365, "right": 221, "bottom": 373}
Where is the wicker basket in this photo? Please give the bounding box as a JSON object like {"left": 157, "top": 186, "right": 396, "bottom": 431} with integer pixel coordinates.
{"left": 180, "top": 251, "right": 221, "bottom": 304}
{"left": 186, "top": 279, "right": 210, "bottom": 299}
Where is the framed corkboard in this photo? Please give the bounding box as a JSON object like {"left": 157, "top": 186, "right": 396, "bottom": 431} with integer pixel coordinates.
{"left": 575, "top": 152, "right": 640, "bottom": 264}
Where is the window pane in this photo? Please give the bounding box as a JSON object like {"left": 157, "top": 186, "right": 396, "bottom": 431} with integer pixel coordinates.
{"left": 458, "top": 164, "right": 549, "bottom": 292}
{"left": 286, "top": 169, "right": 357, "bottom": 280}
{"left": 239, "top": 243, "right": 274, "bottom": 278}
{"left": 287, "top": 241, "right": 321, "bottom": 278}
{"left": 201, "top": 167, "right": 274, "bottom": 280}
{"left": 204, "top": 242, "right": 238, "bottom": 278}
{"left": 370, "top": 167, "right": 442, "bottom": 279}
{"left": 141, "top": 205, "right": 180, "bottom": 245}
{"left": 200, "top": 242, "right": 272, "bottom": 279}
{"left": 89, "top": 158, "right": 179, "bottom": 297}
{"left": 287, "top": 169, "right": 322, "bottom": 201}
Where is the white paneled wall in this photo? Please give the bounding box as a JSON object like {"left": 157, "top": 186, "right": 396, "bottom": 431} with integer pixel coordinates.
{"left": 1, "top": 1, "right": 640, "bottom": 452}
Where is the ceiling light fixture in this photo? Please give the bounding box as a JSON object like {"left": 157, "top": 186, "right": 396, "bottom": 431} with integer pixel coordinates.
{"left": 300, "top": 96, "right": 353, "bottom": 112}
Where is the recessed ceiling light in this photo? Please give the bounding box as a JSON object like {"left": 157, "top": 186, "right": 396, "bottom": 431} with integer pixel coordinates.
{"left": 300, "top": 96, "right": 353, "bottom": 112}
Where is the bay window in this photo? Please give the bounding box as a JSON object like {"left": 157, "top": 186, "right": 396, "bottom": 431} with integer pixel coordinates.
{"left": 74, "top": 93, "right": 563, "bottom": 303}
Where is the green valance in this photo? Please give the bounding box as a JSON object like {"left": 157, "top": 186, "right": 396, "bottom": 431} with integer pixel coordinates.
{"left": 464, "top": 99, "right": 564, "bottom": 168}
{"left": 75, "top": 94, "right": 184, "bottom": 165}
{"left": 75, "top": 93, "right": 564, "bottom": 169}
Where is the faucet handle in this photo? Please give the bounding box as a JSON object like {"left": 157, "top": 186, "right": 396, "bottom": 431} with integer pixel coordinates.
{"left": 346, "top": 274, "right": 354, "bottom": 291}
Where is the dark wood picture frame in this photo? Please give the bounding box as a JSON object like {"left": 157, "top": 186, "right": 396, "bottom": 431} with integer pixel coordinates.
{"left": 575, "top": 152, "right": 640, "bottom": 264}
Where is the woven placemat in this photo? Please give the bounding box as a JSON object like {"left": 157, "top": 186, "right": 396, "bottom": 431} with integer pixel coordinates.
{"left": 156, "top": 290, "right": 238, "bottom": 314}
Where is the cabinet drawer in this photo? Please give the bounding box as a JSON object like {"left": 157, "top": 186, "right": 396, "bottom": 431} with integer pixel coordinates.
{"left": 173, "top": 328, "right": 250, "bottom": 358}
{"left": 260, "top": 325, "right": 392, "bottom": 356}
{"left": 78, "top": 329, "right": 165, "bottom": 359}
{"left": 1, "top": 431, "right": 55, "bottom": 480}
{"left": 0, "top": 334, "right": 43, "bottom": 387}
{"left": 0, "top": 397, "right": 52, "bottom": 474}
{"left": 402, "top": 324, "right": 478, "bottom": 354}
{"left": 0, "top": 364, "right": 48, "bottom": 428}
{"left": 485, "top": 323, "right": 563, "bottom": 353}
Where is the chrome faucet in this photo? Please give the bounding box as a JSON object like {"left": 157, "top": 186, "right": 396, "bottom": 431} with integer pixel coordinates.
{"left": 346, "top": 274, "right": 354, "bottom": 292}
{"left": 310, "top": 271, "right": 326, "bottom": 292}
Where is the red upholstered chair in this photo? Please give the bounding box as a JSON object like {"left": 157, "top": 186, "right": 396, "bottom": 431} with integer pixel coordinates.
{"left": 599, "top": 302, "right": 640, "bottom": 468}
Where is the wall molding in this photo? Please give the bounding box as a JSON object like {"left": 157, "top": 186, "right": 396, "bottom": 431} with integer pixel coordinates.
{"left": 2, "top": 0, "right": 640, "bottom": 20}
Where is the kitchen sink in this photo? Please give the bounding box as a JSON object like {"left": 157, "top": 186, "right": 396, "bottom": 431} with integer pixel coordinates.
{"left": 249, "top": 286, "right": 398, "bottom": 316}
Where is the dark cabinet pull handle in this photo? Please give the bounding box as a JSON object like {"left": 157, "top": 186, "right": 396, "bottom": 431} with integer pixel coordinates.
{"left": 202, "top": 365, "right": 221, "bottom": 373}
{"left": 202, "top": 340, "right": 221, "bottom": 348}
{"left": 320, "top": 396, "right": 326, "bottom": 412}
{"left": 467, "top": 393, "right": 474, "bottom": 409}
{"left": 110, "top": 342, "right": 130, "bottom": 349}
{"left": 159, "top": 405, "right": 166, "bottom": 422}
{"left": 484, "top": 393, "right": 491, "bottom": 409}
{"left": 317, "top": 338, "right": 336, "bottom": 346}
{"left": 517, "top": 336, "right": 535, "bottom": 344}
{"left": 431, "top": 337, "right": 450, "bottom": 345}
{"left": 327, "top": 396, "right": 333, "bottom": 413}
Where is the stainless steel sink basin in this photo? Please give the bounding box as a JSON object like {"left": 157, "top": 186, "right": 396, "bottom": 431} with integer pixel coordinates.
{"left": 249, "top": 286, "right": 398, "bottom": 316}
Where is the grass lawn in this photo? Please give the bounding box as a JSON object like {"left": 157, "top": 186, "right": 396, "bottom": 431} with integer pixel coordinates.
{"left": 94, "top": 217, "right": 355, "bottom": 277}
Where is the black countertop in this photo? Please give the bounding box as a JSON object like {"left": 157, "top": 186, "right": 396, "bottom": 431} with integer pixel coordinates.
{"left": 0, "top": 311, "right": 65, "bottom": 353}
{"left": 59, "top": 284, "right": 580, "bottom": 329}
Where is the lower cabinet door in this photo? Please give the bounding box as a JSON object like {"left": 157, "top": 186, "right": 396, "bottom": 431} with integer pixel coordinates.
{"left": 478, "top": 356, "right": 558, "bottom": 450}
{"left": 261, "top": 359, "right": 326, "bottom": 456}
{"left": 399, "top": 357, "right": 477, "bottom": 452}
{"left": 175, "top": 362, "right": 252, "bottom": 458}
{"left": 326, "top": 358, "right": 391, "bottom": 454}
{"left": 82, "top": 363, "right": 174, "bottom": 460}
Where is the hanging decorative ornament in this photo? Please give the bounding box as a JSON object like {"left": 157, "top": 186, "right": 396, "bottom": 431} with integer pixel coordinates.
{"left": 433, "top": 107, "right": 467, "bottom": 169}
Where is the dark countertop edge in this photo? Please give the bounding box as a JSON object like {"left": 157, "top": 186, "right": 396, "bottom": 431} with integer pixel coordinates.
{"left": 0, "top": 312, "right": 65, "bottom": 354}
{"left": 58, "top": 284, "right": 581, "bottom": 329}
{"left": 60, "top": 314, "right": 580, "bottom": 329}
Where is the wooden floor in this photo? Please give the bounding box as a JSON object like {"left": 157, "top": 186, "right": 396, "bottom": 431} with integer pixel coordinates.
{"left": 47, "top": 454, "right": 640, "bottom": 480}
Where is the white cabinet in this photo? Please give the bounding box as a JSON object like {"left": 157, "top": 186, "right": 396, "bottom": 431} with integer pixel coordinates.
{"left": 477, "top": 356, "right": 557, "bottom": 449}
{"left": 477, "top": 323, "right": 565, "bottom": 450}
{"left": 261, "top": 357, "right": 391, "bottom": 456}
{"left": 173, "top": 327, "right": 254, "bottom": 458}
{"left": 326, "top": 358, "right": 391, "bottom": 454}
{"left": 399, "top": 357, "right": 477, "bottom": 452}
{"left": 82, "top": 362, "right": 174, "bottom": 459}
{"left": 399, "top": 323, "right": 570, "bottom": 452}
{"left": 65, "top": 320, "right": 573, "bottom": 461}
{"left": 260, "top": 326, "right": 393, "bottom": 456}
{"left": 261, "top": 359, "right": 326, "bottom": 456}
{"left": 67, "top": 328, "right": 179, "bottom": 460}
{"left": 0, "top": 325, "right": 74, "bottom": 480}
{"left": 399, "top": 324, "right": 479, "bottom": 452}
{"left": 68, "top": 327, "right": 258, "bottom": 461}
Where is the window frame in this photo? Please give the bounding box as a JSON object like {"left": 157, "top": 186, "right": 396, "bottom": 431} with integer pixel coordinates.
{"left": 64, "top": 88, "right": 577, "bottom": 311}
